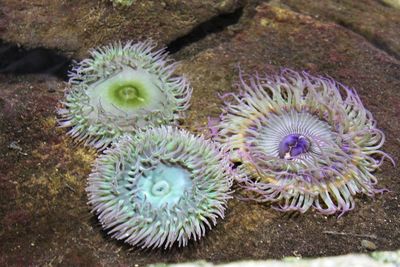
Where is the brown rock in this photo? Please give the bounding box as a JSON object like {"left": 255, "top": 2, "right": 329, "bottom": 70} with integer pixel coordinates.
{"left": 278, "top": 0, "right": 400, "bottom": 59}
{"left": 361, "top": 240, "right": 377, "bottom": 251}
{"left": 0, "top": 0, "right": 244, "bottom": 58}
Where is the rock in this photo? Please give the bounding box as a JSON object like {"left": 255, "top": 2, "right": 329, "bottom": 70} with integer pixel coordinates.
{"left": 361, "top": 240, "right": 377, "bottom": 251}
{"left": 277, "top": 0, "right": 400, "bottom": 59}
{"left": 0, "top": 0, "right": 245, "bottom": 58}
{"left": 149, "top": 250, "right": 400, "bottom": 267}
{"left": 382, "top": 0, "right": 400, "bottom": 9}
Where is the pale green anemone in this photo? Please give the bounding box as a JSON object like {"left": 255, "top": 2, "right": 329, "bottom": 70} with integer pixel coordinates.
{"left": 110, "top": 0, "right": 134, "bottom": 6}
{"left": 58, "top": 41, "right": 192, "bottom": 150}
{"left": 87, "top": 126, "right": 233, "bottom": 248}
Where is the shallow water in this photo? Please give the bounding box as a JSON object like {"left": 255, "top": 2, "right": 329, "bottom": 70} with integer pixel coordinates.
{"left": 1, "top": 0, "right": 399, "bottom": 265}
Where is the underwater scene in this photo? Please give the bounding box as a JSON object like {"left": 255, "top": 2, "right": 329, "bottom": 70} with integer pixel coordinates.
{"left": 0, "top": 0, "right": 399, "bottom": 266}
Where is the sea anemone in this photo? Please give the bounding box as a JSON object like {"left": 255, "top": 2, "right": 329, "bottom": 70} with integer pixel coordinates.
{"left": 58, "top": 41, "right": 192, "bottom": 150}
{"left": 87, "top": 126, "right": 233, "bottom": 248}
{"left": 109, "top": 0, "right": 134, "bottom": 6}
{"left": 215, "top": 69, "right": 394, "bottom": 215}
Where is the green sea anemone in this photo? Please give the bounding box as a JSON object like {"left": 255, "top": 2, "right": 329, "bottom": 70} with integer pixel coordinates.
{"left": 87, "top": 126, "right": 233, "bottom": 248}
{"left": 214, "top": 69, "right": 394, "bottom": 215}
{"left": 110, "top": 0, "right": 134, "bottom": 6}
{"left": 58, "top": 41, "right": 192, "bottom": 150}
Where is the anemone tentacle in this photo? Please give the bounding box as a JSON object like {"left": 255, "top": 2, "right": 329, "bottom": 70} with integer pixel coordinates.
{"left": 58, "top": 40, "right": 192, "bottom": 150}
{"left": 87, "top": 126, "right": 233, "bottom": 248}
{"left": 215, "top": 69, "right": 394, "bottom": 215}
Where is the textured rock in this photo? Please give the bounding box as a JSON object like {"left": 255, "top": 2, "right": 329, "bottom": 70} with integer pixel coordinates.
{"left": 0, "top": 0, "right": 244, "bottom": 58}
{"left": 382, "top": 0, "right": 400, "bottom": 9}
{"left": 278, "top": 0, "right": 400, "bottom": 59}
{"left": 149, "top": 250, "right": 400, "bottom": 267}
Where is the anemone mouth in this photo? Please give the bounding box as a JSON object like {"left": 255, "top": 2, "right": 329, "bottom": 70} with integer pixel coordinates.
{"left": 278, "top": 134, "right": 311, "bottom": 159}
{"left": 136, "top": 163, "right": 193, "bottom": 209}
{"left": 87, "top": 126, "right": 233, "bottom": 248}
{"left": 151, "top": 180, "right": 170, "bottom": 196}
{"left": 111, "top": 83, "right": 145, "bottom": 107}
{"left": 58, "top": 41, "right": 192, "bottom": 150}
{"left": 216, "top": 69, "right": 393, "bottom": 215}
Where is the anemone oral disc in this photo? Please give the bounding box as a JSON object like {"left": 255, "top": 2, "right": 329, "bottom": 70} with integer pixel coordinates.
{"left": 136, "top": 164, "right": 192, "bottom": 209}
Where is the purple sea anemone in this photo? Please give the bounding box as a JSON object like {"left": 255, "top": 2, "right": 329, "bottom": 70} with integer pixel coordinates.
{"left": 58, "top": 40, "right": 192, "bottom": 150}
{"left": 87, "top": 126, "right": 233, "bottom": 248}
{"left": 215, "top": 69, "right": 394, "bottom": 215}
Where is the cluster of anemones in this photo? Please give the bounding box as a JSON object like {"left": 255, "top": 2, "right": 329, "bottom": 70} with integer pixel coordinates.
{"left": 214, "top": 69, "right": 393, "bottom": 215}
{"left": 58, "top": 40, "right": 235, "bottom": 249}
{"left": 58, "top": 39, "right": 392, "bottom": 249}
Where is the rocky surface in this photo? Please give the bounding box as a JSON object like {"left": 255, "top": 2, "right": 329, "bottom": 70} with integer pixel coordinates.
{"left": 148, "top": 250, "right": 400, "bottom": 267}
{"left": 1, "top": 0, "right": 399, "bottom": 266}
{"left": 279, "top": 0, "right": 400, "bottom": 59}
{"left": 0, "top": 0, "right": 244, "bottom": 58}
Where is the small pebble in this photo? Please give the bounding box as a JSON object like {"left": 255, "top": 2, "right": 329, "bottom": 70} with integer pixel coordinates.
{"left": 361, "top": 239, "right": 377, "bottom": 251}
